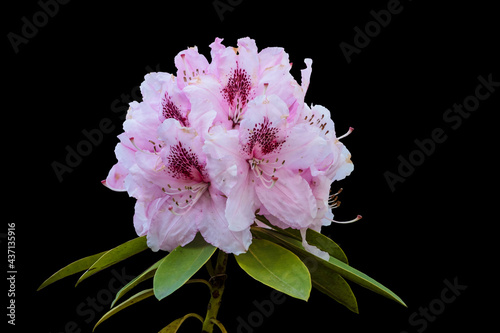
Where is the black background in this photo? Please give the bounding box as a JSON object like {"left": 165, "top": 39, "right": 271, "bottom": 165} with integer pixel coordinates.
{"left": 5, "top": 0, "right": 497, "bottom": 332}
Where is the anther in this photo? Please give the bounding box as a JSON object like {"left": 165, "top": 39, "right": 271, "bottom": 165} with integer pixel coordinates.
{"left": 337, "top": 127, "right": 354, "bottom": 140}
{"left": 328, "top": 215, "right": 362, "bottom": 224}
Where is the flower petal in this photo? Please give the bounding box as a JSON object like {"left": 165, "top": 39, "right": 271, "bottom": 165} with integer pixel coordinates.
{"left": 103, "top": 162, "right": 128, "bottom": 191}
{"left": 133, "top": 200, "right": 151, "bottom": 236}
{"left": 300, "top": 229, "right": 330, "bottom": 261}
{"left": 174, "top": 46, "right": 210, "bottom": 89}
{"left": 225, "top": 169, "right": 258, "bottom": 232}
{"left": 203, "top": 126, "right": 242, "bottom": 194}
{"left": 276, "top": 123, "right": 327, "bottom": 171}
{"left": 197, "top": 187, "right": 252, "bottom": 254}
{"left": 236, "top": 37, "right": 260, "bottom": 82}
{"left": 300, "top": 58, "right": 313, "bottom": 94}
{"left": 258, "top": 46, "right": 290, "bottom": 76}
{"left": 183, "top": 75, "right": 232, "bottom": 129}
{"left": 255, "top": 168, "right": 317, "bottom": 230}
{"left": 146, "top": 196, "right": 199, "bottom": 252}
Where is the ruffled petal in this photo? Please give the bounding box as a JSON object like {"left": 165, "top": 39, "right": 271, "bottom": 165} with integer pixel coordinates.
{"left": 300, "top": 58, "right": 313, "bottom": 94}
{"left": 300, "top": 229, "right": 329, "bottom": 261}
{"left": 203, "top": 126, "right": 242, "bottom": 194}
{"left": 174, "top": 46, "right": 210, "bottom": 89}
{"left": 276, "top": 123, "right": 327, "bottom": 171}
{"left": 197, "top": 187, "right": 252, "bottom": 254}
{"left": 183, "top": 75, "right": 232, "bottom": 129}
{"left": 103, "top": 162, "right": 128, "bottom": 191}
{"left": 255, "top": 168, "right": 317, "bottom": 230}
{"left": 225, "top": 169, "right": 258, "bottom": 232}
{"left": 146, "top": 196, "right": 199, "bottom": 252}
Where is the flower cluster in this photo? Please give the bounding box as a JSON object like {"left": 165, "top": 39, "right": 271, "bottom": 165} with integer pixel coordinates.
{"left": 103, "top": 37, "right": 355, "bottom": 255}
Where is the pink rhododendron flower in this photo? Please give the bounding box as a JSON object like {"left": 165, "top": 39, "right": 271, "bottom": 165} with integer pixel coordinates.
{"left": 104, "top": 37, "right": 356, "bottom": 255}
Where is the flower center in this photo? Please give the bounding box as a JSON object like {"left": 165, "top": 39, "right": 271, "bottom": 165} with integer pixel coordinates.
{"left": 221, "top": 66, "right": 252, "bottom": 122}
{"left": 165, "top": 142, "right": 205, "bottom": 182}
{"left": 243, "top": 117, "right": 284, "bottom": 157}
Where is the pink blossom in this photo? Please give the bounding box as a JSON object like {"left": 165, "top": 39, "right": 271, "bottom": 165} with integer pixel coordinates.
{"left": 184, "top": 37, "right": 304, "bottom": 129}
{"left": 131, "top": 119, "right": 251, "bottom": 254}
{"left": 104, "top": 37, "right": 356, "bottom": 256}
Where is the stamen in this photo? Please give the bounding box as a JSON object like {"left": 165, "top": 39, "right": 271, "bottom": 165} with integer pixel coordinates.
{"left": 328, "top": 188, "right": 343, "bottom": 209}
{"left": 332, "top": 188, "right": 343, "bottom": 196}
{"left": 166, "top": 183, "right": 209, "bottom": 216}
{"left": 328, "top": 200, "right": 341, "bottom": 209}
{"left": 129, "top": 137, "right": 157, "bottom": 154}
{"left": 249, "top": 158, "right": 278, "bottom": 189}
{"left": 263, "top": 82, "right": 269, "bottom": 94}
{"left": 327, "top": 215, "right": 362, "bottom": 224}
{"left": 337, "top": 127, "right": 354, "bottom": 140}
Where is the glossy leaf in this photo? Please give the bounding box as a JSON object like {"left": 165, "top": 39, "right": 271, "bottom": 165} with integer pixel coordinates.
{"left": 111, "top": 258, "right": 163, "bottom": 308}
{"left": 301, "top": 228, "right": 349, "bottom": 264}
{"left": 327, "top": 255, "right": 406, "bottom": 307}
{"left": 77, "top": 236, "right": 148, "bottom": 286}
{"left": 93, "top": 288, "right": 155, "bottom": 331}
{"left": 234, "top": 238, "right": 311, "bottom": 301}
{"left": 251, "top": 227, "right": 358, "bottom": 312}
{"left": 158, "top": 313, "right": 203, "bottom": 333}
{"left": 38, "top": 250, "right": 108, "bottom": 291}
{"left": 254, "top": 227, "right": 406, "bottom": 307}
{"left": 311, "top": 272, "right": 358, "bottom": 313}
{"left": 154, "top": 234, "right": 216, "bottom": 301}
{"left": 255, "top": 215, "right": 348, "bottom": 263}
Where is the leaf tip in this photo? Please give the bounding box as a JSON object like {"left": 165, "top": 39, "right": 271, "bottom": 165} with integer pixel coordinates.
{"left": 36, "top": 279, "right": 49, "bottom": 291}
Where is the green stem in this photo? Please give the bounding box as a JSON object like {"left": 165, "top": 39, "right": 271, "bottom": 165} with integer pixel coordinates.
{"left": 205, "top": 258, "right": 215, "bottom": 277}
{"left": 202, "top": 250, "right": 228, "bottom": 333}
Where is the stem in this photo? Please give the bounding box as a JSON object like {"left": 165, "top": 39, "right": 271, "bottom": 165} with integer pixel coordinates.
{"left": 205, "top": 258, "right": 215, "bottom": 277}
{"left": 202, "top": 250, "right": 228, "bottom": 333}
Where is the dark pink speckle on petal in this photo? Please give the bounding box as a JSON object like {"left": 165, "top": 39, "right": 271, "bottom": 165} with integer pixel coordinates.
{"left": 162, "top": 93, "right": 188, "bottom": 127}
{"left": 166, "top": 142, "right": 204, "bottom": 181}
{"left": 222, "top": 67, "right": 252, "bottom": 108}
{"left": 243, "top": 117, "right": 284, "bottom": 157}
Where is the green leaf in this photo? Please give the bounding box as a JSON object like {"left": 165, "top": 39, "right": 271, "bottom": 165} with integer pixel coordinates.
{"left": 255, "top": 215, "right": 348, "bottom": 263}
{"left": 93, "top": 288, "right": 155, "bottom": 331}
{"left": 234, "top": 238, "right": 312, "bottom": 301}
{"left": 312, "top": 272, "right": 358, "bottom": 313}
{"left": 251, "top": 227, "right": 358, "bottom": 312}
{"left": 302, "top": 228, "right": 349, "bottom": 264}
{"left": 254, "top": 227, "right": 406, "bottom": 307}
{"left": 158, "top": 313, "right": 203, "bottom": 333}
{"left": 77, "top": 236, "right": 148, "bottom": 286}
{"left": 37, "top": 251, "right": 108, "bottom": 291}
{"left": 326, "top": 255, "right": 406, "bottom": 307}
{"left": 153, "top": 234, "right": 216, "bottom": 301}
{"left": 111, "top": 258, "right": 163, "bottom": 308}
